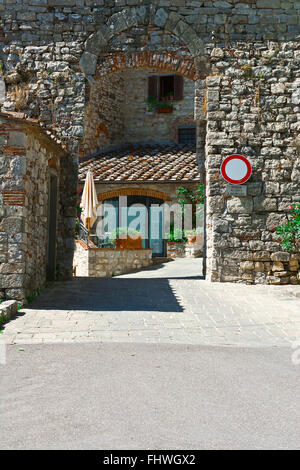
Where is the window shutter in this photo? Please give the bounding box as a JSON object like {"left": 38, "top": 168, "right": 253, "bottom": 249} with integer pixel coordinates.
{"left": 173, "top": 75, "right": 183, "bottom": 101}
{"left": 148, "top": 75, "right": 158, "bottom": 99}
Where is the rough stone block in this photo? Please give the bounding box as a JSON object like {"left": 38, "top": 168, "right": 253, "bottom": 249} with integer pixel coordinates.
{"left": 257, "top": 0, "right": 281, "bottom": 8}
{"left": 227, "top": 197, "right": 253, "bottom": 214}
{"left": 270, "top": 252, "right": 290, "bottom": 262}
{"left": 0, "top": 299, "right": 18, "bottom": 322}
{"left": 79, "top": 52, "right": 97, "bottom": 76}
{"left": 271, "top": 261, "right": 285, "bottom": 271}
{"left": 240, "top": 261, "right": 254, "bottom": 271}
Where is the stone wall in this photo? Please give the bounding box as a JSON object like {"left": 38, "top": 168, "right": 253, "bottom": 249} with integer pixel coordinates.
{"left": 167, "top": 241, "right": 203, "bottom": 258}
{"left": 83, "top": 69, "right": 195, "bottom": 154}
{"left": 1, "top": 1, "right": 300, "bottom": 285}
{"left": 123, "top": 69, "right": 194, "bottom": 144}
{"left": 167, "top": 242, "right": 185, "bottom": 258}
{"left": 2, "top": 1, "right": 299, "bottom": 145}
{"left": 240, "top": 251, "right": 300, "bottom": 285}
{"left": 83, "top": 72, "right": 125, "bottom": 154}
{"left": 74, "top": 240, "right": 153, "bottom": 277}
{"left": 205, "top": 41, "right": 300, "bottom": 284}
{"left": 0, "top": 113, "right": 66, "bottom": 300}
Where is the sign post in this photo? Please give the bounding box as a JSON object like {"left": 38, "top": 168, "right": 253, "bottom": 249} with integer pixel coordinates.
{"left": 220, "top": 155, "right": 251, "bottom": 196}
{"left": 220, "top": 154, "right": 252, "bottom": 185}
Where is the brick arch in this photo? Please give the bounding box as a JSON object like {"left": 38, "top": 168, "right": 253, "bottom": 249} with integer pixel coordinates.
{"left": 97, "top": 188, "right": 171, "bottom": 203}
{"left": 95, "top": 51, "right": 197, "bottom": 81}
{"left": 79, "top": 7, "right": 203, "bottom": 80}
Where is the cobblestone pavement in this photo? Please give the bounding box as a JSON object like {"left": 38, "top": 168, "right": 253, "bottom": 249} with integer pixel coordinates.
{"left": 2, "top": 259, "right": 300, "bottom": 347}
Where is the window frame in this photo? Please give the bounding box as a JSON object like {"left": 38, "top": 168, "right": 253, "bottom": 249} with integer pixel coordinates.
{"left": 178, "top": 126, "right": 196, "bottom": 145}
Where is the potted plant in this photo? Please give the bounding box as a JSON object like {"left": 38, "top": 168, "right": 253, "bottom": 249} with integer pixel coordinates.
{"left": 184, "top": 227, "right": 204, "bottom": 245}
{"left": 184, "top": 229, "right": 197, "bottom": 244}
{"left": 146, "top": 96, "right": 158, "bottom": 114}
{"left": 109, "top": 227, "right": 143, "bottom": 250}
{"left": 157, "top": 101, "right": 173, "bottom": 113}
{"left": 146, "top": 96, "right": 173, "bottom": 113}
{"left": 166, "top": 91, "right": 174, "bottom": 101}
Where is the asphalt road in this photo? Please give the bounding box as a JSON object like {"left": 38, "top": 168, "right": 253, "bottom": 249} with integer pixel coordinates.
{"left": 1, "top": 342, "right": 299, "bottom": 450}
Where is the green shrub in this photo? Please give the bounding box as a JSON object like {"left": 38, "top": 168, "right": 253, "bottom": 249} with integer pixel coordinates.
{"left": 275, "top": 203, "right": 300, "bottom": 252}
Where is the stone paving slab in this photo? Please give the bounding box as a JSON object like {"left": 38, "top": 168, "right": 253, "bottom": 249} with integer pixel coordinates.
{"left": 1, "top": 260, "right": 300, "bottom": 347}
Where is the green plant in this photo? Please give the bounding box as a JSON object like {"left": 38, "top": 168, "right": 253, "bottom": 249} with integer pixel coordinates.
{"left": 0, "top": 312, "right": 7, "bottom": 327}
{"left": 26, "top": 289, "right": 40, "bottom": 304}
{"left": 146, "top": 96, "right": 173, "bottom": 112}
{"left": 109, "top": 227, "right": 141, "bottom": 243}
{"left": 9, "top": 83, "right": 29, "bottom": 111}
{"left": 275, "top": 203, "right": 300, "bottom": 252}
{"left": 241, "top": 63, "right": 253, "bottom": 79}
{"left": 176, "top": 184, "right": 204, "bottom": 225}
{"left": 165, "top": 226, "right": 185, "bottom": 243}
{"left": 184, "top": 227, "right": 203, "bottom": 236}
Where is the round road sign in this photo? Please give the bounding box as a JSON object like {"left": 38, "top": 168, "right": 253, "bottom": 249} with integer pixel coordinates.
{"left": 220, "top": 154, "right": 251, "bottom": 185}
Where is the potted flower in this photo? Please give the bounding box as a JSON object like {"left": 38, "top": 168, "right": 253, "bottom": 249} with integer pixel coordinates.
{"left": 146, "top": 96, "right": 158, "bottom": 114}
{"left": 157, "top": 101, "right": 173, "bottom": 113}
{"left": 109, "top": 227, "right": 143, "bottom": 250}
{"left": 184, "top": 229, "right": 197, "bottom": 244}
{"left": 184, "top": 227, "right": 204, "bottom": 246}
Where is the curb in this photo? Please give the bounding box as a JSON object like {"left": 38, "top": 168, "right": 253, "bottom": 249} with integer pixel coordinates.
{"left": 283, "top": 289, "right": 300, "bottom": 299}
{"left": 0, "top": 300, "right": 18, "bottom": 325}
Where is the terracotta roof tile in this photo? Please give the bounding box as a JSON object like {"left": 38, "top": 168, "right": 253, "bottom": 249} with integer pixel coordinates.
{"left": 79, "top": 143, "right": 199, "bottom": 183}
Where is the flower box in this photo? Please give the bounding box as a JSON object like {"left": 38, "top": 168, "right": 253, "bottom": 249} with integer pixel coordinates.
{"left": 115, "top": 237, "right": 143, "bottom": 250}
{"left": 157, "top": 107, "right": 173, "bottom": 113}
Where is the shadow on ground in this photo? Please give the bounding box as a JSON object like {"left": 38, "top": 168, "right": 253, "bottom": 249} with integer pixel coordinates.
{"left": 23, "top": 277, "right": 191, "bottom": 312}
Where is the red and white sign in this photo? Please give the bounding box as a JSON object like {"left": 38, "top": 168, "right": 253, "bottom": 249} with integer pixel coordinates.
{"left": 220, "top": 154, "right": 251, "bottom": 185}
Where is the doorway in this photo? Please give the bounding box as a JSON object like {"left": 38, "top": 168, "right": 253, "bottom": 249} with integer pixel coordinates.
{"left": 46, "top": 173, "right": 58, "bottom": 281}
{"left": 102, "top": 195, "right": 166, "bottom": 257}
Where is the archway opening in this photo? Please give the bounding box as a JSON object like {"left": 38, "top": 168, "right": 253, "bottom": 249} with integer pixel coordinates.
{"left": 77, "top": 62, "right": 206, "bottom": 279}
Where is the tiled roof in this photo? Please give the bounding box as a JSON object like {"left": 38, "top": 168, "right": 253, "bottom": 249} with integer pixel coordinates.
{"left": 0, "top": 111, "right": 68, "bottom": 153}
{"left": 78, "top": 143, "right": 199, "bottom": 183}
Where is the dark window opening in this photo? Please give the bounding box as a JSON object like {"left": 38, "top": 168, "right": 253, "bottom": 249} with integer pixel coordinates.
{"left": 178, "top": 127, "right": 196, "bottom": 145}
{"left": 148, "top": 74, "right": 184, "bottom": 102}
{"left": 160, "top": 75, "right": 174, "bottom": 99}
{"left": 46, "top": 174, "right": 58, "bottom": 282}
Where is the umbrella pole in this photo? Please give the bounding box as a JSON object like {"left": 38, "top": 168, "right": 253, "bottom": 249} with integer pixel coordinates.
{"left": 87, "top": 219, "right": 90, "bottom": 247}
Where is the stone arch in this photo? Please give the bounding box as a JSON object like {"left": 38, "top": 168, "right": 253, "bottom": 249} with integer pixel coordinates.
{"left": 79, "top": 8, "right": 204, "bottom": 80}
{"left": 97, "top": 188, "right": 171, "bottom": 204}
{"left": 94, "top": 51, "right": 197, "bottom": 81}
{"left": 80, "top": 6, "right": 207, "bottom": 277}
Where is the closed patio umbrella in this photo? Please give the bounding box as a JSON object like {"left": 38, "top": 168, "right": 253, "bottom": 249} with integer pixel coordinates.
{"left": 80, "top": 170, "right": 98, "bottom": 238}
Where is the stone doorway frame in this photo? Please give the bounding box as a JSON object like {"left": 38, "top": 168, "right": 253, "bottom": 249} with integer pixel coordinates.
{"left": 46, "top": 168, "right": 58, "bottom": 282}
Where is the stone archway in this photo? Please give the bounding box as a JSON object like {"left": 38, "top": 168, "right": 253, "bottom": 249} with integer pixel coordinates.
{"left": 79, "top": 8, "right": 205, "bottom": 81}
{"left": 97, "top": 188, "right": 172, "bottom": 203}
{"left": 79, "top": 7, "right": 208, "bottom": 277}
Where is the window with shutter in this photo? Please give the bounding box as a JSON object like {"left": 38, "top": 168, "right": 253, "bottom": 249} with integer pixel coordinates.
{"left": 147, "top": 74, "right": 184, "bottom": 110}
{"left": 173, "top": 75, "right": 183, "bottom": 101}
{"left": 159, "top": 75, "right": 175, "bottom": 99}
{"left": 148, "top": 75, "right": 158, "bottom": 100}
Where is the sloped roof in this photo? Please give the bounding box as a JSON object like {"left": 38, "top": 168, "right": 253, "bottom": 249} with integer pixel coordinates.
{"left": 78, "top": 143, "right": 199, "bottom": 183}
{"left": 0, "top": 111, "right": 68, "bottom": 154}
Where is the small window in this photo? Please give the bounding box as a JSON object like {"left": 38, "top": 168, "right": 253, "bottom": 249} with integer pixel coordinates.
{"left": 148, "top": 74, "right": 183, "bottom": 101}
{"left": 178, "top": 127, "right": 196, "bottom": 145}
{"left": 160, "top": 75, "right": 174, "bottom": 99}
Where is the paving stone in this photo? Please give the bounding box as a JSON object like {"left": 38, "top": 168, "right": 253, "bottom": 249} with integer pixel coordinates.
{"left": 1, "top": 260, "right": 300, "bottom": 348}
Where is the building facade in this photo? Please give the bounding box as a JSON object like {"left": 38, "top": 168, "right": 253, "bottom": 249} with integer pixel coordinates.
{"left": 0, "top": 111, "right": 68, "bottom": 300}
{"left": 0, "top": 1, "right": 299, "bottom": 290}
